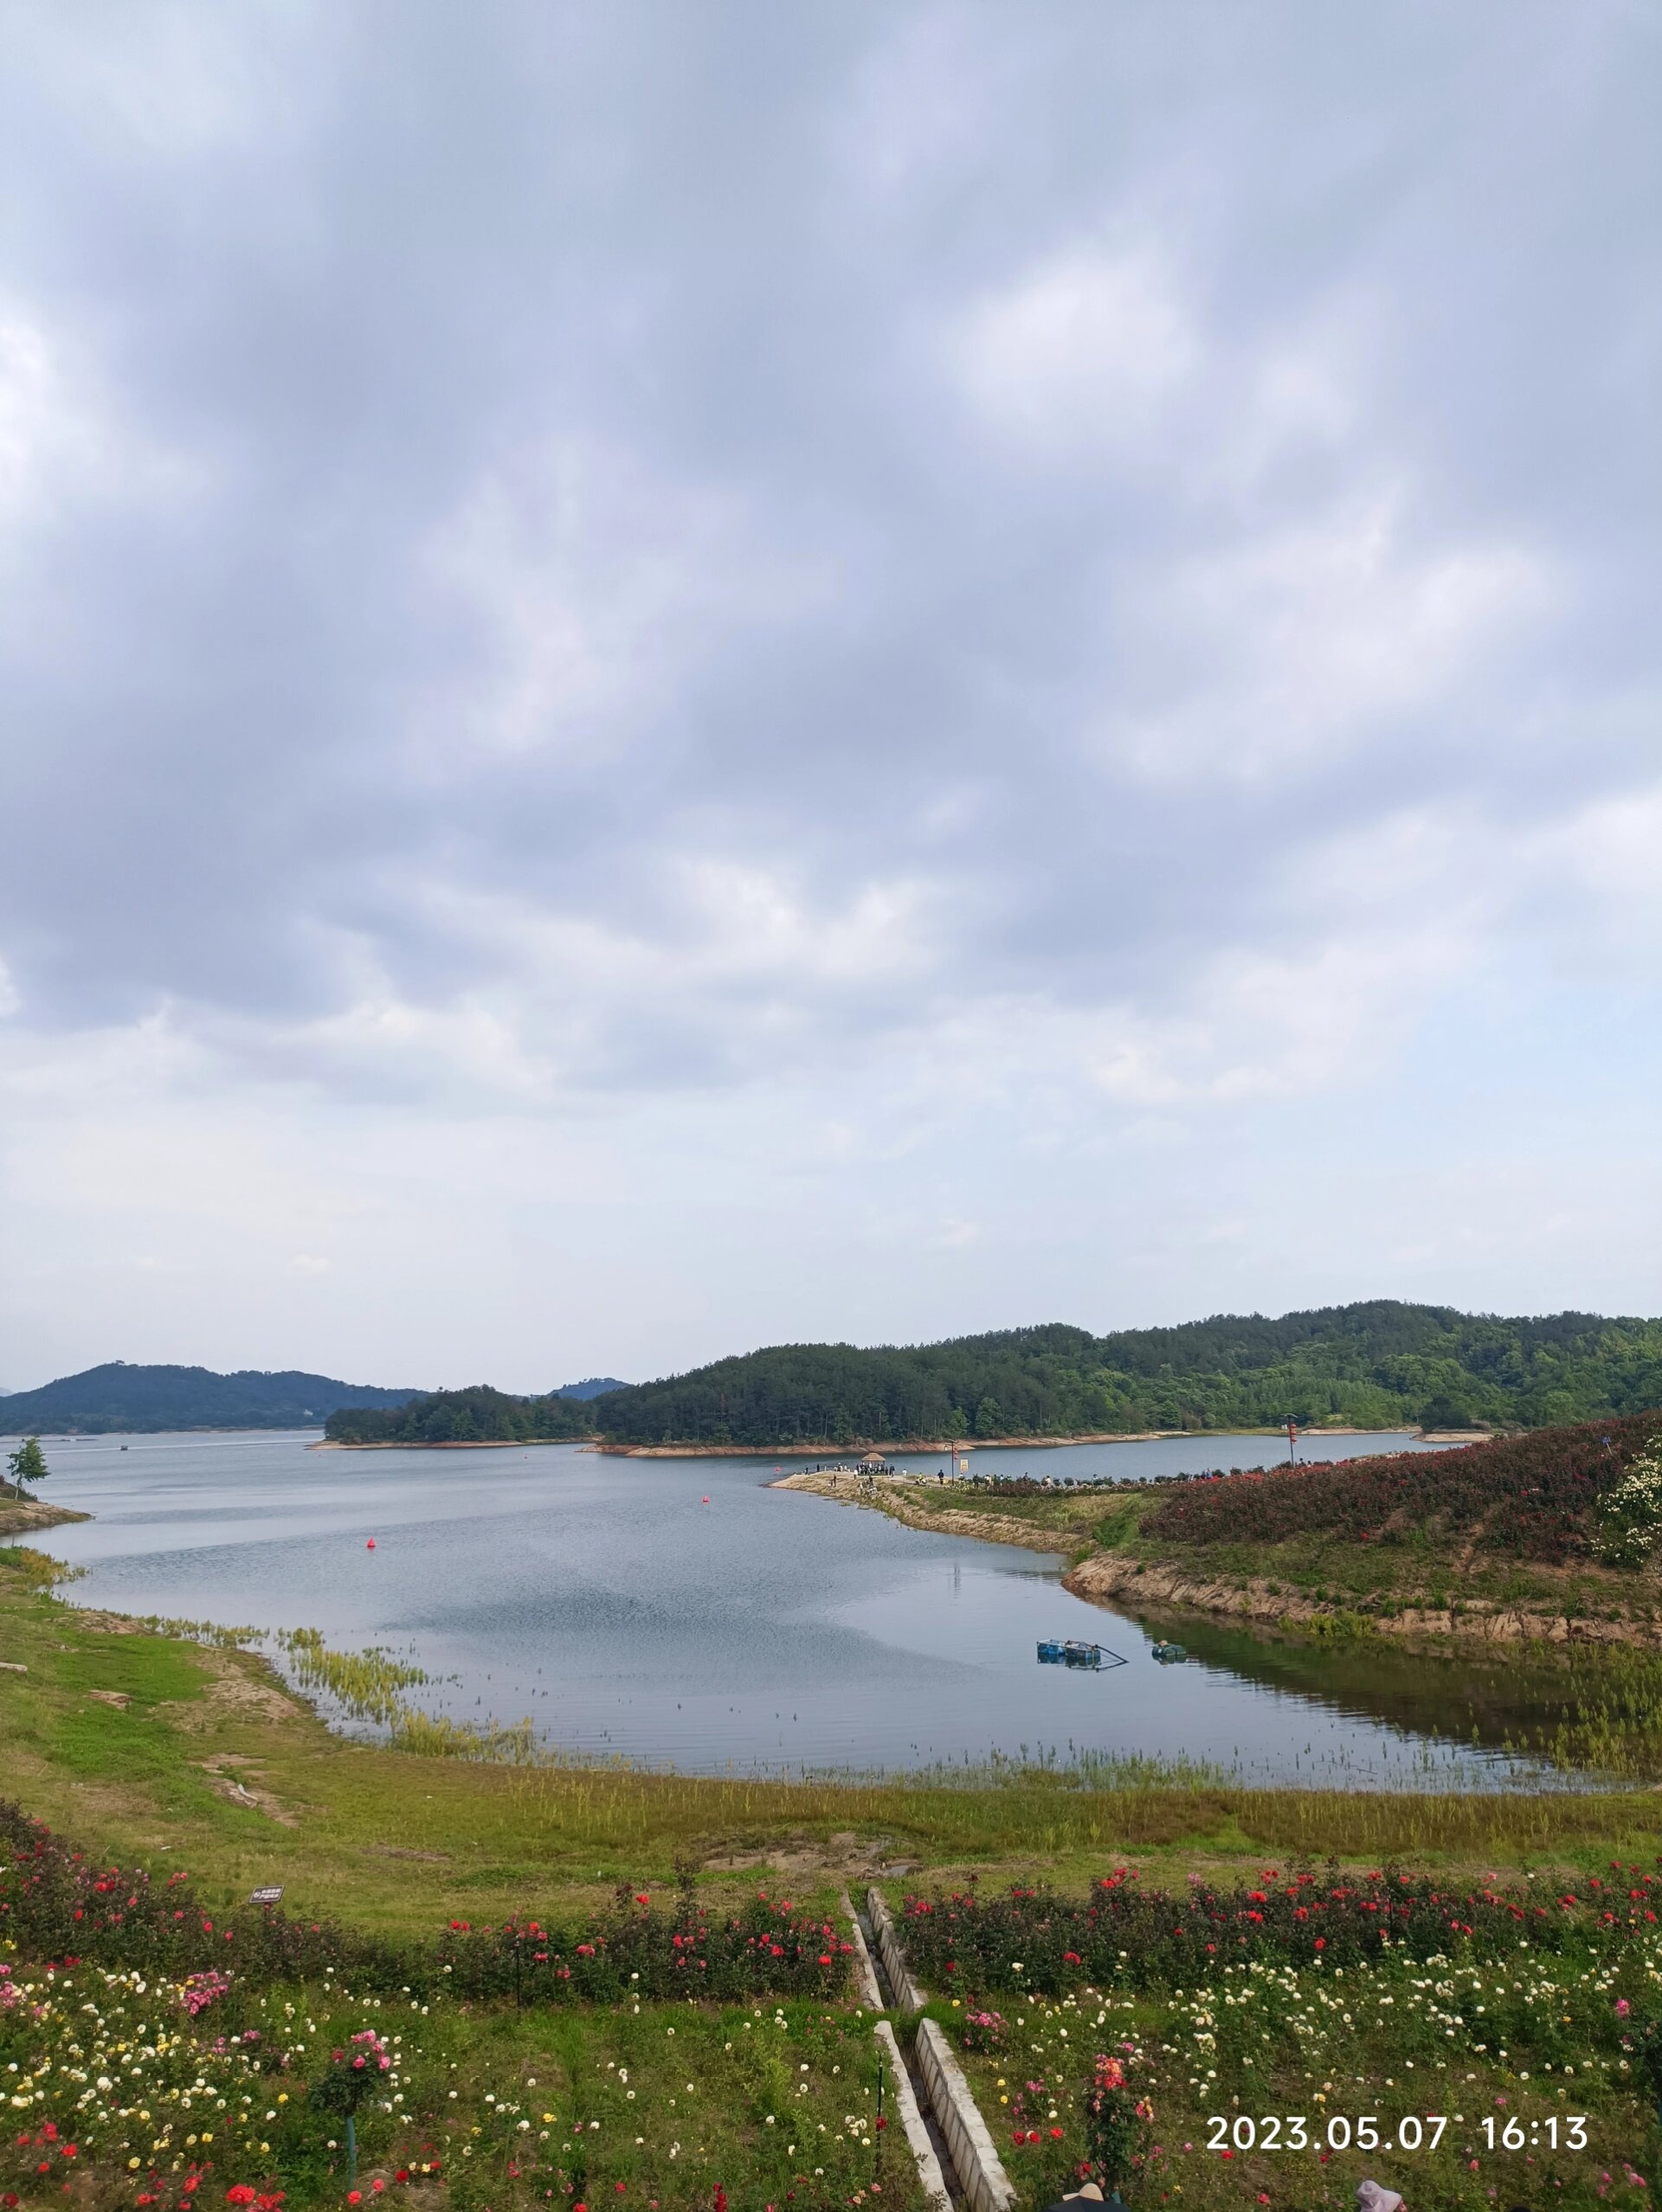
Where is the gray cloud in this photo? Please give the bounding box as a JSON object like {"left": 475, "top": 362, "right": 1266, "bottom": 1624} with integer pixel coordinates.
{"left": 1, "top": 1, "right": 1659, "bottom": 1380}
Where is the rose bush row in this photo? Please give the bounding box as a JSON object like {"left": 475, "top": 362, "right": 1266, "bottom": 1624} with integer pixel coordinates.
{"left": 0, "top": 1803, "right": 851, "bottom": 2005}
{"left": 899, "top": 1859, "right": 1662, "bottom": 1993}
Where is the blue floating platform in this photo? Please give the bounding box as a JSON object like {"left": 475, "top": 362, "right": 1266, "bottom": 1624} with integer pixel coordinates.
{"left": 1036, "top": 1637, "right": 1127, "bottom": 1669}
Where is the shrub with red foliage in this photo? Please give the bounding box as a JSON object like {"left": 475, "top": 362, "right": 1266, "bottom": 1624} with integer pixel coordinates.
{"left": 1140, "top": 1412, "right": 1662, "bottom": 1563}
{"left": 901, "top": 1862, "right": 1662, "bottom": 1993}
{"left": 0, "top": 1803, "right": 850, "bottom": 2003}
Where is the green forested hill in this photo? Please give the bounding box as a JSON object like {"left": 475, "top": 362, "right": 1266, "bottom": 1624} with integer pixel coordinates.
{"left": 585, "top": 1302, "right": 1662, "bottom": 1447}
{"left": 0, "top": 1362, "right": 419, "bottom": 1435}
{"left": 325, "top": 1384, "right": 595, "bottom": 1445}
{"left": 32, "top": 1305, "right": 1662, "bottom": 1450}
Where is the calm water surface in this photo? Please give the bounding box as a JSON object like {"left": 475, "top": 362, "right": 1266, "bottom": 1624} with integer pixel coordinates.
{"left": 16, "top": 1426, "right": 1551, "bottom": 1791}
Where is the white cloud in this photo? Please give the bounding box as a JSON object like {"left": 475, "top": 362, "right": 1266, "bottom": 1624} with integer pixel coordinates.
{"left": 1083, "top": 930, "right": 1468, "bottom": 1107}
{"left": 1101, "top": 492, "right": 1556, "bottom": 783}
{"left": 420, "top": 440, "right": 833, "bottom": 768}
{"left": 10, "top": 0, "right": 312, "bottom": 159}
{"left": 0, "top": 299, "right": 203, "bottom": 641}
{"left": 0, "top": 309, "right": 135, "bottom": 556}
{"left": 950, "top": 234, "right": 1199, "bottom": 456}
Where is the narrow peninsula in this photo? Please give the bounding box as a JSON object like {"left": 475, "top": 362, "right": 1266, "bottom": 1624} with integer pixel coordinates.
{"left": 777, "top": 1411, "right": 1662, "bottom": 1649}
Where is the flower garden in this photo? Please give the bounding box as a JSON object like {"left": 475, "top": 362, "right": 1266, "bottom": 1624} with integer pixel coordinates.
{"left": 16, "top": 1796, "right": 1662, "bottom": 2212}
{"left": 895, "top": 1868, "right": 1662, "bottom": 2210}
{"left": 1, "top": 1956, "right": 918, "bottom": 2212}
{"left": 1, "top": 1810, "right": 922, "bottom": 2212}
{"left": 0, "top": 1805, "right": 858, "bottom": 2010}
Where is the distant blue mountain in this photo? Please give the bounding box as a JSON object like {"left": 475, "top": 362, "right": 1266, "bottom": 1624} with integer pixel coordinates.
{"left": 0, "top": 1362, "right": 421, "bottom": 1434}
{"left": 554, "top": 1377, "right": 629, "bottom": 1400}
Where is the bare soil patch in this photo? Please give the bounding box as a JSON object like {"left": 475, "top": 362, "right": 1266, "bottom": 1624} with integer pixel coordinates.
{"left": 158, "top": 1651, "right": 305, "bottom": 1732}
{"left": 197, "top": 1754, "right": 300, "bottom": 1825}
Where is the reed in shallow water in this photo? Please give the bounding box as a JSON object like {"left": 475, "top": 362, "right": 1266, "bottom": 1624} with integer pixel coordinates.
{"left": 133, "top": 1613, "right": 262, "bottom": 1647}
{"left": 274, "top": 1625, "right": 429, "bottom": 1725}
{"left": 1488, "top": 1643, "right": 1662, "bottom": 1781}
{"left": 390, "top": 1708, "right": 540, "bottom": 1761}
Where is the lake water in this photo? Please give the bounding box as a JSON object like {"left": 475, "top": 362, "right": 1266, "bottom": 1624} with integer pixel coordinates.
{"left": 15, "top": 1426, "right": 1561, "bottom": 1791}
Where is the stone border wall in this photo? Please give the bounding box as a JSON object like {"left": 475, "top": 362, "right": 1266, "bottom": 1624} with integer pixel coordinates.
{"left": 914, "top": 2017, "right": 1015, "bottom": 2212}
{"left": 873, "top": 2022, "right": 952, "bottom": 2212}
{"left": 841, "top": 1892, "right": 886, "bottom": 2011}
{"left": 866, "top": 1887, "right": 926, "bottom": 2010}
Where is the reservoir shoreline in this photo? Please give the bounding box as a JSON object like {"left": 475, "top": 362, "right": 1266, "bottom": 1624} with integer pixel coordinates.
{"left": 314, "top": 1424, "right": 1471, "bottom": 1456}
{"left": 16, "top": 1427, "right": 1619, "bottom": 1787}
{"left": 771, "top": 1469, "right": 1662, "bottom": 1651}
{"left": 0, "top": 1498, "right": 91, "bottom": 1537}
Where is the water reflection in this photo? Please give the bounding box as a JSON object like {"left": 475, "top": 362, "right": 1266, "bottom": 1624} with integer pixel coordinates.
{"left": 16, "top": 1425, "right": 1572, "bottom": 1791}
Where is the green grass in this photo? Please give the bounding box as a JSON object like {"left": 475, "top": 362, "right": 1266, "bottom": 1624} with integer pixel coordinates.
{"left": 0, "top": 1961, "right": 917, "bottom": 2212}
{"left": 944, "top": 1945, "right": 1659, "bottom": 2210}
{"left": 879, "top": 1472, "right": 1662, "bottom": 1639}
{"left": 11, "top": 1551, "right": 1662, "bottom": 1944}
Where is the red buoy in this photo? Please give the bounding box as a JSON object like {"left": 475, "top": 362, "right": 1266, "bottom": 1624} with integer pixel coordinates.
{"left": 701, "top": 1495, "right": 710, "bottom": 1505}
{"left": 366, "top": 1538, "right": 377, "bottom": 1550}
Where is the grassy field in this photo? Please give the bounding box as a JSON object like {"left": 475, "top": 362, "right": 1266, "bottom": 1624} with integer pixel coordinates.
{"left": 13, "top": 1535, "right": 1662, "bottom": 2210}
{"left": 834, "top": 1467, "right": 1662, "bottom": 1633}
{"left": 8, "top": 1543, "right": 1662, "bottom": 1926}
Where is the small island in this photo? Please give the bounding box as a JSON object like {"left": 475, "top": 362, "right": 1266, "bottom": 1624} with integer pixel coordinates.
{"left": 321, "top": 1383, "right": 597, "bottom": 1447}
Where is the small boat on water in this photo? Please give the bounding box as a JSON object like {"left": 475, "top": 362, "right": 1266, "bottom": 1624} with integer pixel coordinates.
{"left": 1150, "top": 1640, "right": 1188, "bottom": 1663}
{"left": 1036, "top": 1637, "right": 1127, "bottom": 1669}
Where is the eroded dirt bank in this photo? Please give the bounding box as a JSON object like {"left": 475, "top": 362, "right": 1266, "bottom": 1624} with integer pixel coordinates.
{"left": 1064, "top": 1552, "right": 1662, "bottom": 1648}
{"left": 0, "top": 1498, "right": 91, "bottom": 1538}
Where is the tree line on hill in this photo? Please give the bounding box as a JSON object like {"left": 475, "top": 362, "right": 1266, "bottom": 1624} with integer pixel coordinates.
{"left": 0, "top": 1362, "right": 419, "bottom": 1434}
{"left": 324, "top": 1384, "right": 596, "bottom": 1445}
{"left": 320, "top": 1302, "right": 1662, "bottom": 1449}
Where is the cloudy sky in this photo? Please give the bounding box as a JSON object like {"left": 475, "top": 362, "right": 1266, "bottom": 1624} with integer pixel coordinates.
{"left": 2, "top": 2, "right": 1659, "bottom": 1392}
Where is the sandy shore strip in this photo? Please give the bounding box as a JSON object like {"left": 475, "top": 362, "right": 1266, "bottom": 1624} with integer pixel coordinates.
{"left": 589, "top": 1426, "right": 1445, "bottom": 1456}
{"left": 0, "top": 1498, "right": 92, "bottom": 1536}
{"left": 596, "top": 1433, "right": 1175, "bottom": 1456}
{"left": 1066, "top": 1549, "right": 1662, "bottom": 1649}
{"left": 311, "top": 1437, "right": 590, "bottom": 1450}
{"left": 770, "top": 1469, "right": 1068, "bottom": 1553}
{"left": 325, "top": 1425, "right": 1473, "bottom": 1456}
